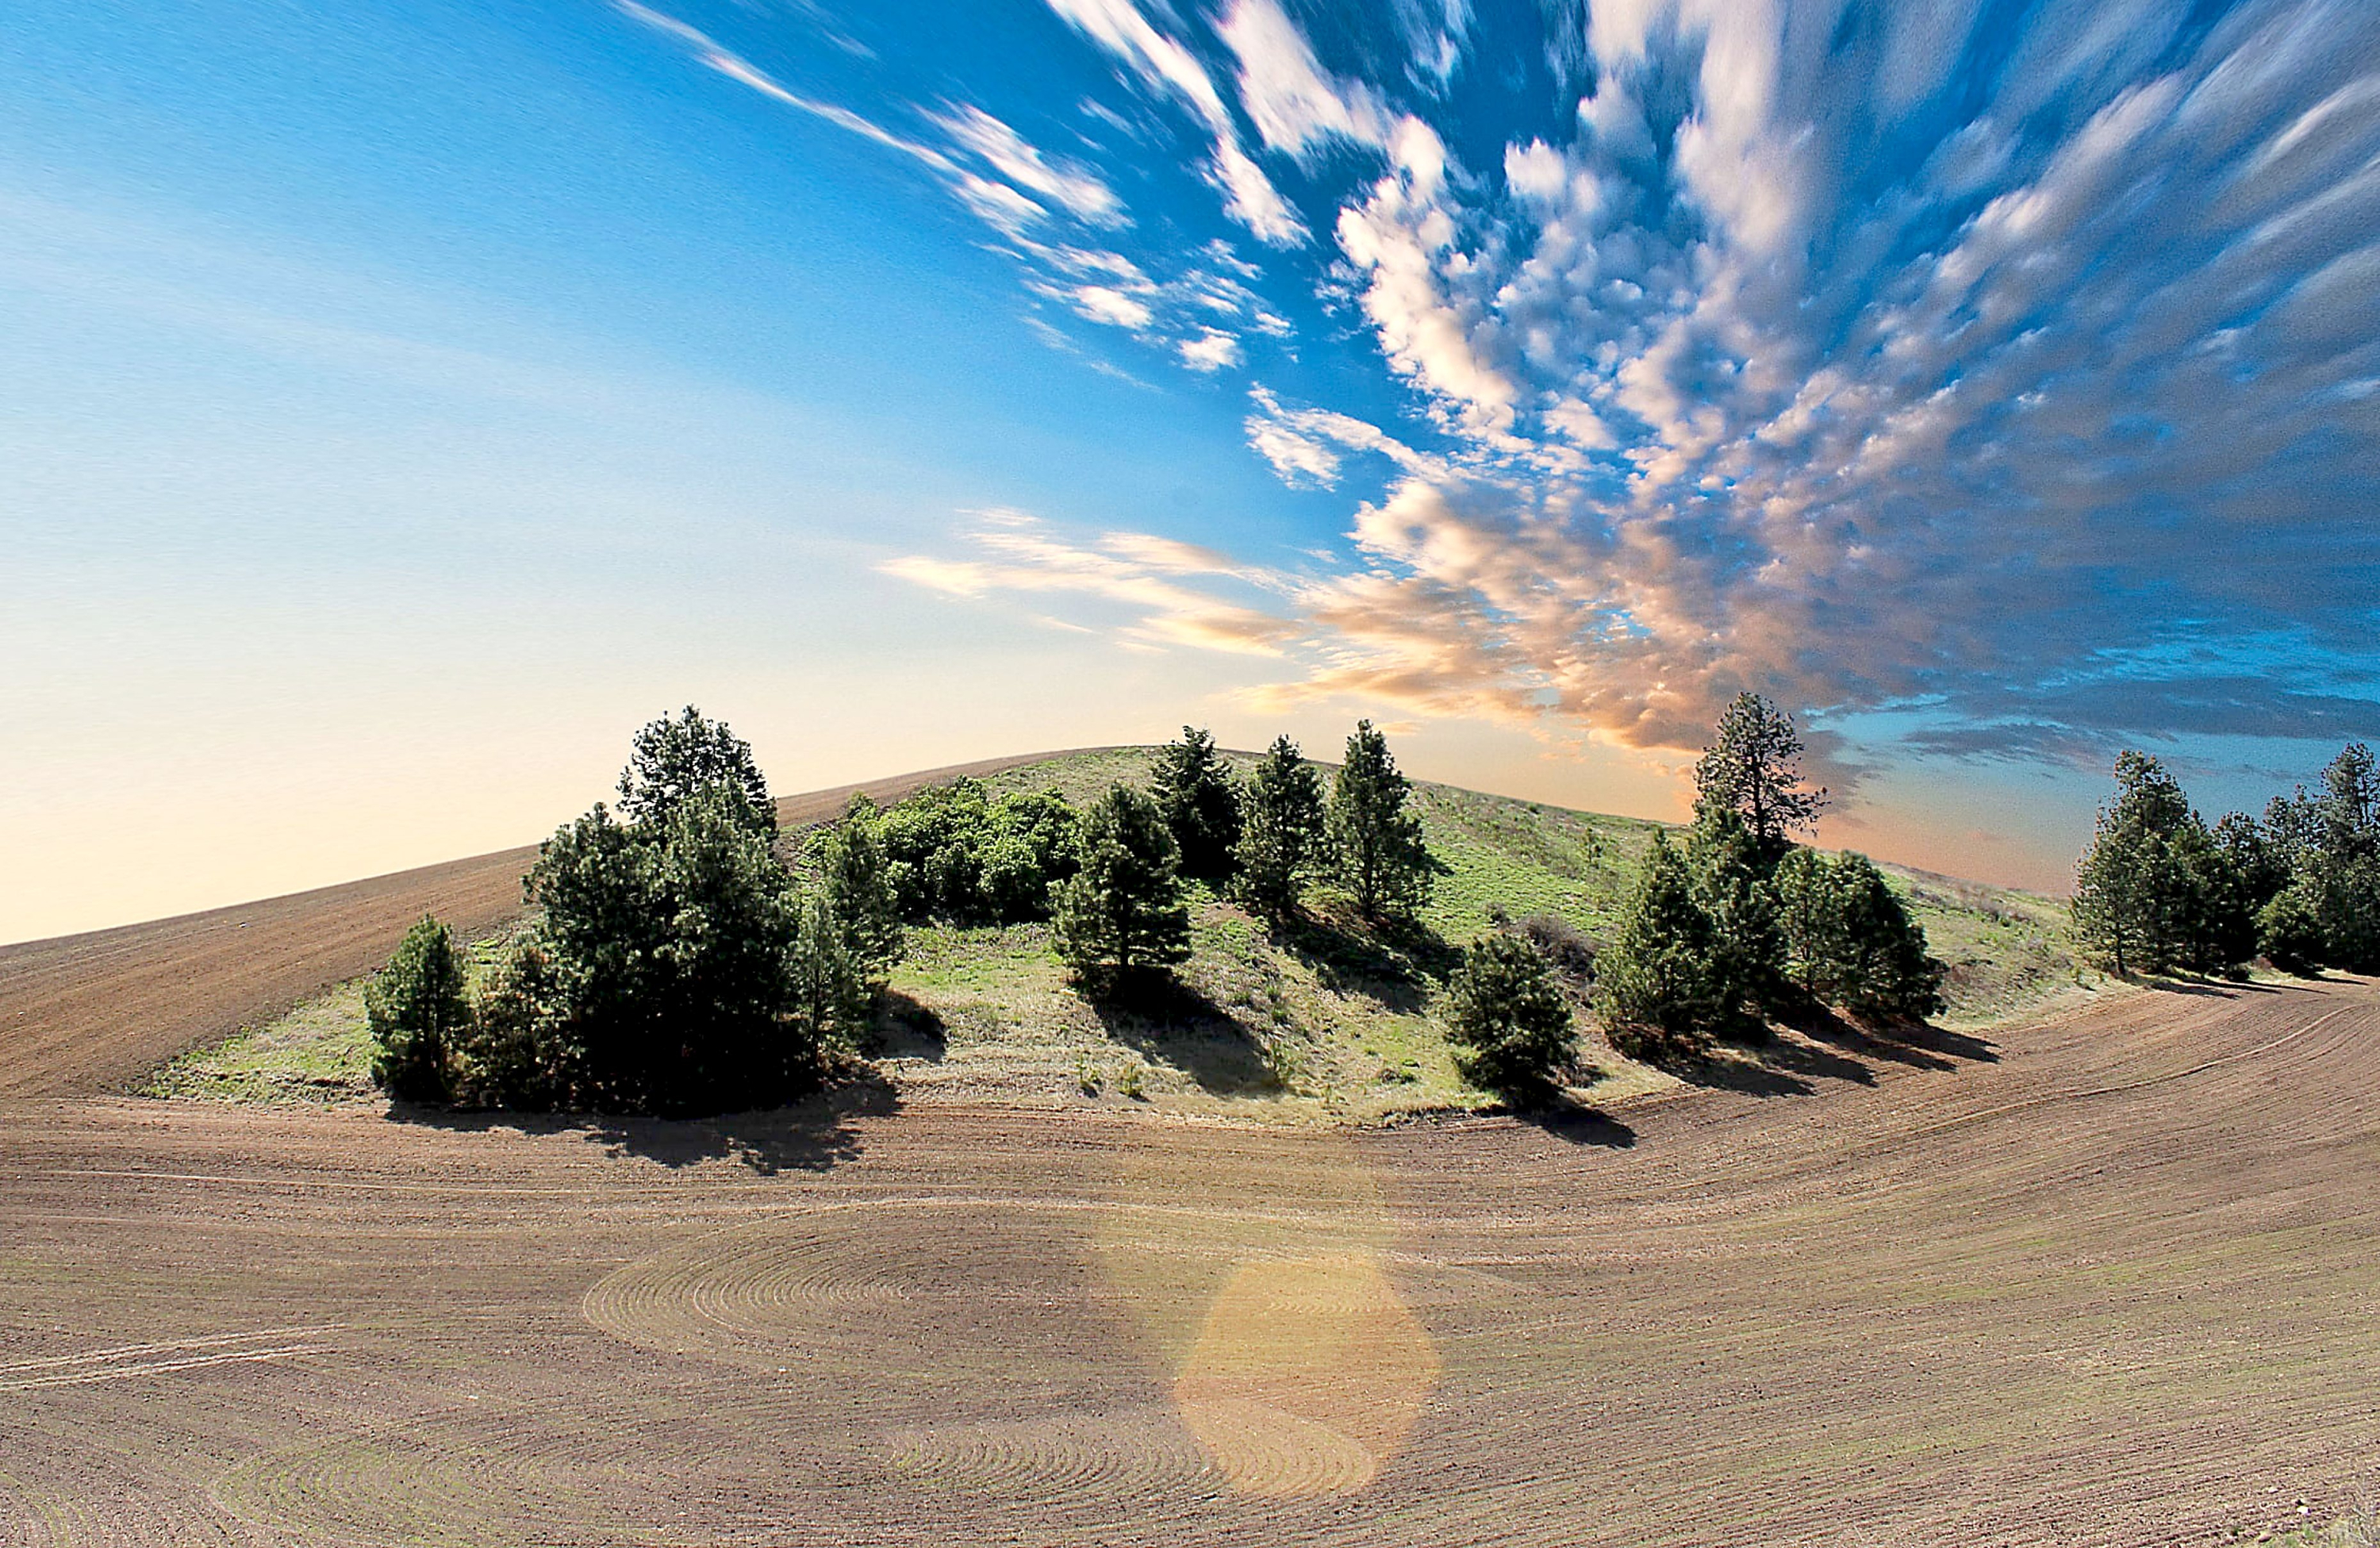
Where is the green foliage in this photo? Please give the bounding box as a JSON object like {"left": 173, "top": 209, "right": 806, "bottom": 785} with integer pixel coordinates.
{"left": 2071, "top": 751, "right": 2254, "bottom": 976}
{"left": 1151, "top": 726, "right": 1242, "bottom": 881}
{"left": 1233, "top": 735, "right": 1327, "bottom": 918}
{"left": 1775, "top": 850, "right": 1947, "bottom": 1021}
{"left": 1692, "top": 693, "right": 1827, "bottom": 864}
{"left": 791, "top": 886, "right": 872, "bottom": 1048}
{"left": 507, "top": 784, "right": 808, "bottom": 1115}
{"left": 1052, "top": 784, "right": 1192, "bottom": 979}
{"left": 811, "top": 793, "right": 904, "bottom": 988}
{"left": 616, "top": 705, "right": 774, "bottom": 837}
{"left": 1595, "top": 832, "right": 1729, "bottom": 1054}
{"left": 880, "top": 779, "right": 1078, "bottom": 924}
{"left": 365, "top": 916, "right": 468, "bottom": 1102}
{"left": 1445, "top": 932, "right": 1577, "bottom": 1105}
{"left": 455, "top": 938, "right": 566, "bottom": 1109}
{"left": 1687, "top": 807, "right": 1789, "bottom": 1020}
{"left": 2256, "top": 884, "right": 2326, "bottom": 975}
{"left": 1329, "top": 720, "right": 1434, "bottom": 921}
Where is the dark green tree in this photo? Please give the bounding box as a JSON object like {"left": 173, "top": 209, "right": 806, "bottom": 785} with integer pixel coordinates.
{"left": 1329, "top": 720, "right": 1434, "bottom": 921}
{"left": 1821, "top": 855, "right": 1948, "bottom": 1020}
{"left": 2213, "top": 811, "right": 2290, "bottom": 916}
{"left": 367, "top": 915, "right": 469, "bottom": 1103}
{"left": 1595, "top": 832, "right": 1728, "bottom": 1054}
{"left": 1151, "top": 726, "right": 1242, "bottom": 882}
{"left": 2303, "top": 743, "right": 2380, "bottom": 971}
{"left": 1687, "top": 806, "right": 1789, "bottom": 1022}
{"left": 811, "top": 793, "right": 904, "bottom": 989}
{"left": 1233, "top": 736, "right": 1327, "bottom": 918}
{"left": 1445, "top": 932, "right": 1578, "bottom": 1106}
{"left": 1052, "top": 785, "right": 1192, "bottom": 979}
{"left": 617, "top": 706, "right": 775, "bottom": 837}
{"left": 456, "top": 937, "right": 566, "bottom": 1109}
{"left": 1691, "top": 693, "right": 1828, "bottom": 865}
{"left": 522, "top": 784, "right": 806, "bottom": 1114}
{"left": 2071, "top": 751, "right": 2251, "bottom": 976}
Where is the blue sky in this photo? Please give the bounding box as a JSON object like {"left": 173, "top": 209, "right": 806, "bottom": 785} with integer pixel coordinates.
{"left": 4, "top": 0, "right": 2376, "bottom": 939}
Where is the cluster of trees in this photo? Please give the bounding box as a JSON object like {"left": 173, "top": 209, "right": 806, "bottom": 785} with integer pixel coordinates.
{"left": 369, "top": 714, "right": 1442, "bottom": 1108}
{"left": 1592, "top": 694, "right": 1944, "bottom": 1058}
{"left": 367, "top": 709, "right": 898, "bottom": 1114}
{"left": 369, "top": 699, "right": 1953, "bottom": 1118}
{"left": 2074, "top": 743, "right": 2380, "bottom": 977}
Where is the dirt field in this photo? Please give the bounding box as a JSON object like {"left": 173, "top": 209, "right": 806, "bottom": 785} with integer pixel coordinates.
{"left": 0, "top": 751, "right": 1107, "bottom": 1097}
{"left": 3, "top": 971, "right": 2375, "bottom": 1545}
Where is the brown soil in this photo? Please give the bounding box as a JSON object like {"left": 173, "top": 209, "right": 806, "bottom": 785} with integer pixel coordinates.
{"left": 0, "top": 751, "right": 1111, "bottom": 1098}
{"left": 2, "top": 973, "right": 2374, "bottom": 1544}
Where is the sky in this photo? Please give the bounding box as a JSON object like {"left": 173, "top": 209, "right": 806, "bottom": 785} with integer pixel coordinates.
{"left": 4, "top": 0, "right": 2377, "bottom": 942}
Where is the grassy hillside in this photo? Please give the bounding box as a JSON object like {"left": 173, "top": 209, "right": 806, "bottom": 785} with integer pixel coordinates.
{"left": 148, "top": 747, "right": 2086, "bottom": 1123}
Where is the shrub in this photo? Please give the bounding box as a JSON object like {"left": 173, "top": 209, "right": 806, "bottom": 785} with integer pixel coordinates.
{"left": 811, "top": 793, "right": 904, "bottom": 988}
{"left": 2257, "top": 885, "right": 2326, "bottom": 975}
{"left": 1445, "top": 932, "right": 1577, "bottom": 1106}
{"left": 1052, "top": 785, "right": 1192, "bottom": 980}
{"left": 1516, "top": 912, "right": 1599, "bottom": 984}
{"left": 1234, "top": 735, "right": 1327, "bottom": 918}
{"left": 880, "top": 781, "right": 1077, "bottom": 924}
{"left": 366, "top": 916, "right": 469, "bottom": 1103}
{"left": 1151, "top": 726, "right": 1242, "bottom": 882}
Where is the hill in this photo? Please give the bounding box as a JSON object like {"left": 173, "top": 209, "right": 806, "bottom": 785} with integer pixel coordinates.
{"left": 142, "top": 747, "right": 2086, "bottom": 1121}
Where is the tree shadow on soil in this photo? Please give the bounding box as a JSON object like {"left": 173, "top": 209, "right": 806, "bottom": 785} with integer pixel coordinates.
{"left": 1270, "top": 908, "right": 1460, "bottom": 1013}
{"left": 389, "top": 1059, "right": 899, "bottom": 1176}
{"left": 1782, "top": 1002, "right": 2001, "bottom": 1072}
{"left": 1518, "top": 1097, "right": 1637, "bottom": 1148}
{"left": 871, "top": 990, "right": 947, "bottom": 1061}
{"left": 1079, "top": 971, "right": 1278, "bottom": 1096}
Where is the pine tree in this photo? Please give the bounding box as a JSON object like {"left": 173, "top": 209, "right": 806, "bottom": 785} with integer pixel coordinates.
{"left": 811, "top": 793, "right": 904, "bottom": 988}
{"left": 1823, "top": 855, "right": 1947, "bottom": 1021}
{"left": 616, "top": 705, "right": 775, "bottom": 837}
{"left": 1052, "top": 785, "right": 1192, "bottom": 979}
{"left": 1445, "top": 932, "right": 1578, "bottom": 1106}
{"left": 1692, "top": 693, "right": 1827, "bottom": 865}
{"left": 1595, "top": 832, "right": 1726, "bottom": 1054}
{"left": 791, "top": 885, "right": 872, "bottom": 1048}
{"left": 1328, "top": 721, "right": 1434, "bottom": 921}
{"left": 1233, "top": 736, "right": 1327, "bottom": 918}
{"left": 367, "top": 915, "right": 470, "bottom": 1103}
{"left": 1687, "top": 806, "right": 1788, "bottom": 1024}
{"left": 1150, "top": 726, "right": 1242, "bottom": 882}
{"left": 2071, "top": 751, "right": 2248, "bottom": 976}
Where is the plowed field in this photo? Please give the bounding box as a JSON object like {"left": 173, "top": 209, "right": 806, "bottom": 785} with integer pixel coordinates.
{"left": 0, "top": 751, "right": 1104, "bottom": 1097}
{"left": 3, "top": 971, "right": 2374, "bottom": 1545}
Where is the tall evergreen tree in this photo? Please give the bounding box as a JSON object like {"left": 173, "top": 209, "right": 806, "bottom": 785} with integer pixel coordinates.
{"left": 1686, "top": 806, "right": 1789, "bottom": 1021}
{"left": 1233, "top": 736, "right": 1327, "bottom": 918}
{"left": 1821, "top": 855, "right": 1948, "bottom": 1020}
{"left": 2071, "top": 751, "right": 2251, "bottom": 976}
{"left": 1052, "top": 785, "right": 1192, "bottom": 979}
{"left": 616, "top": 705, "right": 775, "bottom": 837}
{"left": 367, "top": 915, "right": 469, "bottom": 1103}
{"left": 1328, "top": 720, "right": 1434, "bottom": 921}
{"left": 1150, "top": 726, "right": 1243, "bottom": 882}
{"left": 1691, "top": 693, "right": 1828, "bottom": 865}
{"left": 1595, "top": 832, "right": 1728, "bottom": 1051}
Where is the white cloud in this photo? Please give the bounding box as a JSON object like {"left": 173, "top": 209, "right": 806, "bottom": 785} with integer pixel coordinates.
{"left": 1179, "top": 328, "right": 1243, "bottom": 371}
{"left": 1041, "top": 0, "right": 1308, "bottom": 244}
{"left": 1215, "top": 0, "right": 1390, "bottom": 160}
{"left": 931, "top": 104, "right": 1127, "bottom": 227}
